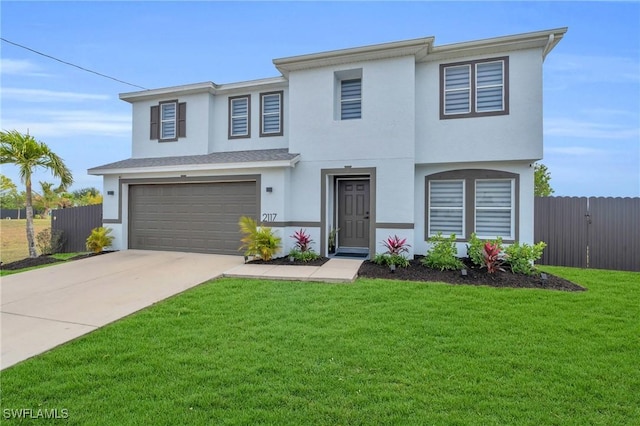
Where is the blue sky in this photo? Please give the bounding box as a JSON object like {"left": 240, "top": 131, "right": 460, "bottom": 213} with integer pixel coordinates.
{"left": 1, "top": 1, "right": 638, "bottom": 197}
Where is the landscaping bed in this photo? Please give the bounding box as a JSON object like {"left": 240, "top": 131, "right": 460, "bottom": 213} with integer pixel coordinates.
{"left": 0, "top": 251, "right": 112, "bottom": 271}
{"left": 358, "top": 257, "right": 586, "bottom": 292}
{"left": 249, "top": 255, "right": 330, "bottom": 267}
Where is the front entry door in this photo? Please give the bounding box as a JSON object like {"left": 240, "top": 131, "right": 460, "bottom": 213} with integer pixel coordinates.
{"left": 337, "top": 179, "right": 370, "bottom": 248}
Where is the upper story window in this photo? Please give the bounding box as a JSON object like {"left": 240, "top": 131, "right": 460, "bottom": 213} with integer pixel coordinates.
{"left": 334, "top": 68, "right": 362, "bottom": 120}
{"left": 150, "top": 100, "right": 186, "bottom": 142}
{"left": 260, "top": 91, "right": 283, "bottom": 137}
{"left": 440, "top": 56, "right": 509, "bottom": 119}
{"left": 341, "top": 79, "right": 362, "bottom": 120}
{"left": 229, "top": 95, "right": 250, "bottom": 139}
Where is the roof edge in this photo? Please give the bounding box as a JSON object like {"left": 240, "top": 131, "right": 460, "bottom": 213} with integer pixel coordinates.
{"left": 273, "top": 37, "right": 434, "bottom": 75}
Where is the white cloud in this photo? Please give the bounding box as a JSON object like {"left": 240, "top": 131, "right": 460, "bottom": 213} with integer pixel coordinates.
{"left": 2, "top": 88, "right": 110, "bottom": 102}
{"left": 2, "top": 109, "right": 131, "bottom": 138}
{"left": 544, "top": 118, "right": 640, "bottom": 139}
{"left": 0, "top": 58, "right": 49, "bottom": 77}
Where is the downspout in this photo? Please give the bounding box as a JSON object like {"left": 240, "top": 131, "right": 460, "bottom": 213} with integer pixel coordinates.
{"left": 542, "top": 33, "right": 555, "bottom": 62}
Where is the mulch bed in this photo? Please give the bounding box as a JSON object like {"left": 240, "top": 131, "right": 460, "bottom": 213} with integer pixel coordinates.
{"left": 358, "top": 257, "right": 586, "bottom": 292}
{"left": 0, "top": 251, "right": 113, "bottom": 271}
{"left": 249, "top": 256, "right": 330, "bottom": 267}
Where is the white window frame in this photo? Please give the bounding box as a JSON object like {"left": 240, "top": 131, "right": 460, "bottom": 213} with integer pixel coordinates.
{"left": 428, "top": 179, "right": 465, "bottom": 237}
{"left": 475, "top": 60, "right": 505, "bottom": 113}
{"left": 474, "top": 178, "right": 515, "bottom": 240}
{"left": 260, "top": 92, "right": 282, "bottom": 136}
{"left": 230, "top": 96, "right": 250, "bottom": 138}
{"left": 443, "top": 64, "right": 471, "bottom": 116}
{"left": 340, "top": 78, "right": 362, "bottom": 120}
{"left": 160, "top": 101, "right": 177, "bottom": 140}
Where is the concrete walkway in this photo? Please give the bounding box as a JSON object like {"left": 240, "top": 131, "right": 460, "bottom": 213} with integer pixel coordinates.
{"left": 1, "top": 251, "right": 362, "bottom": 370}
{"left": 224, "top": 258, "right": 362, "bottom": 283}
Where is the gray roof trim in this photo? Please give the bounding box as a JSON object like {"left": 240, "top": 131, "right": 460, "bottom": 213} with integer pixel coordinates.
{"left": 88, "top": 148, "right": 300, "bottom": 175}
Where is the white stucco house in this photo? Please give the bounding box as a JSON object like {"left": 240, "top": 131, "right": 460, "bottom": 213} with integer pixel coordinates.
{"left": 89, "top": 28, "right": 567, "bottom": 258}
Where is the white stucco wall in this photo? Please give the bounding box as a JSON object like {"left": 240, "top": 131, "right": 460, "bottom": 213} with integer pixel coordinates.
{"left": 415, "top": 48, "right": 544, "bottom": 164}
{"left": 131, "top": 92, "right": 212, "bottom": 158}
{"left": 209, "top": 86, "right": 289, "bottom": 153}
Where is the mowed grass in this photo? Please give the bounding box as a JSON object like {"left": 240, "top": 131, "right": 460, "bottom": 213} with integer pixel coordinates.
{"left": 1, "top": 268, "right": 639, "bottom": 424}
{"left": 0, "top": 219, "right": 50, "bottom": 263}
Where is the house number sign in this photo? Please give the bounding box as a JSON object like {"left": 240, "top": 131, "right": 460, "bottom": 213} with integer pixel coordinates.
{"left": 262, "top": 213, "right": 277, "bottom": 222}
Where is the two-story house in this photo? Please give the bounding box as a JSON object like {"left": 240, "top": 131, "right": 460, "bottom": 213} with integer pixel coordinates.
{"left": 89, "top": 28, "right": 567, "bottom": 258}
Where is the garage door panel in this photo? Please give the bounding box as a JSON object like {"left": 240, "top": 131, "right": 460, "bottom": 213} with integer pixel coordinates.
{"left": 129, "top": 181, "right": 257, "bottom": 255}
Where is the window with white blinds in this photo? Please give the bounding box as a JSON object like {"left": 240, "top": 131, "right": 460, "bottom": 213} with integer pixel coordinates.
{"left": 475, "top": 179, "right": 513, "bottom": 238}
{"left": 428, "top": 180, "right": 464, "bottom": 236}
{"left": 440, "top": 57, "right": 508, "bottom": 119}
{"left": 341, "top": 79, "right": 361, "bottom": 120}
{"left": 476, "top": 61, "right": 504, "bottom": 112}
{"left": 229, "top": 96, "right": 250, "bottom": 138}
{"left": 260, "top": 92, "right": 282, "bottom": 136}
{"left": 444, "top": 65, "right": 471, "bottom": 115}
{"left": 160, "top": 102, "right": 177, "bottom": 140}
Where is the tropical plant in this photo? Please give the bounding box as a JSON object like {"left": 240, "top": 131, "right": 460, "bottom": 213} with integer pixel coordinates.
{"left": 505, "top": 241, "right": 547, "bottom": 275}
{"left": 289, "top": 228, "right": 319, "bottom": 262}
{"left": 328, "top": 226, "right": 339, "bottom": 253}
{"left": 422, "top": 232, "right": 464, "bottom": 271}
{"left": 374, "top": 235, "right": 411, "bottom": 268}
{"left": 36, "top": 228, "right": 65, "bottom": 255}
{"left": 86, "top": 227, "right": 114, "bottom": 254}
{"left": 72, "top": 187, "right": 103, "bottom": 206}
{"left": 0, "top": 174, "right": 25, "bottom": 210}
{"left": 238, "top": 216, "right": 281, "bottom": 261}
{"left": 483, "top": 242, "right": 505, "bottom": 274}
{"left": 381, "top": 235, "right": 410, "bottom": 256}
{"left": 467, "top": 233, "right": 504, "bottom": 271}
{"left": 0, "top": 130, "right": 73, "bottom": 257}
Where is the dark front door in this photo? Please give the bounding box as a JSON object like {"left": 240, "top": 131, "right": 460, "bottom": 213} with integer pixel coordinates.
{"left": 337, "top": 179, "right": 370, "bottom": 248}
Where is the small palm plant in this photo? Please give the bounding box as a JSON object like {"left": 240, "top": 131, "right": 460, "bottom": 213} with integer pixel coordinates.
{"left": 86, "top": 227, "right": 114, "bottom": 254}
{"left": 238, "top": 216, "right": 281, "bottom": 261}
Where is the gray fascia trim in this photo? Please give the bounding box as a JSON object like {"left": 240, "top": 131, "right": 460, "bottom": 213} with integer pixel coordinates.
{"left": 88, "top": 157, "right": 300, "bottom": 176}
{"left": 274, "top": 38, "right": 433, "bottom": 75}
{"left": 376, "top": 223, "right": 414, "bottom": 229}
{"left": 268, "top": 221, "right": 322, "bottom": 228}
{"left": 120, "top": 82, "right": 216, "bottom": 103}
{"left": 425, "top": 27, "right": 568, "bottom": 62}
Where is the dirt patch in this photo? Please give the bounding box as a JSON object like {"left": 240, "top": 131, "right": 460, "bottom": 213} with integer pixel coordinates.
{"left": 0, "top": 251, "right": 113, "bottom": 271}
{"left": 249, "top": 256, "right": 330, "bottom": 267}
{"left": 358, "top": 257, "right": 586, "bottom": 292}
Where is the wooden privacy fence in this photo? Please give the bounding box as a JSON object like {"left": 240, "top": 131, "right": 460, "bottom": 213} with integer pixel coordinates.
{"left": 51, "top": 204, "right": 103, "bottom": 253}
{"left": 535, "top": 197, "right": 640, "bottom": 272}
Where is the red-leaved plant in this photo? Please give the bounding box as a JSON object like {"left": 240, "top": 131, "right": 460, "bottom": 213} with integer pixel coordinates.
{"left": 382, "top": 235, "right": 411, "bottom": 255}
{"left": 291, "top": 228, "right": 313, "bottom": 252}
{"left": 483, "top": 242, "right": 505, "bottom": 274}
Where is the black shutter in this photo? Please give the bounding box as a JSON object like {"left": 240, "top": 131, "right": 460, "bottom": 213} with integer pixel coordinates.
{"left": 177, "top": 102, "right": 186, "bottom": 138}
{"left": 150, "top": 105, "right": 159, "bottom": 140}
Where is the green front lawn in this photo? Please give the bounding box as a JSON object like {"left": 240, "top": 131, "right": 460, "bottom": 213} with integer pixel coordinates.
{"left": 1, "top": 268, "right": 638, "bottom": 424}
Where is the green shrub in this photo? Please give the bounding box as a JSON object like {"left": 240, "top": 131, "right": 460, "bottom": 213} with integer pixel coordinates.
{"left": 467, "top": 233, "right": 503, "bottom": 267}
{"left": 505, "top": 241, "right": 547, "bottom": 275}
{"left": 289, "top": 248, "right": 320, "bottom": 262}
{"left": 36, "top": 228, "right": 64, "bottom": 255}
{"left": 86, "top": 227, "right": 114, "bottom": 254}
{"left": 422, "top": 232, "right": 464, "bottom": 271}
{"left": 239, "top": 216, "right": 281, "bottom": 261}
{"left": 373, "top": 253, "right": 410, "bottom": 268}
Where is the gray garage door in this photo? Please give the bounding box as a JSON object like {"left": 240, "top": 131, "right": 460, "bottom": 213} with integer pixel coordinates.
{"left": 129, "top": 181, "right": 257, "bottom": 255}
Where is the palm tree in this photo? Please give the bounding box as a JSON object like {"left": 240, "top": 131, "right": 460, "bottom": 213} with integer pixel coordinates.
{"left": 0, "top": 130, "right": 73, "bottom": 258}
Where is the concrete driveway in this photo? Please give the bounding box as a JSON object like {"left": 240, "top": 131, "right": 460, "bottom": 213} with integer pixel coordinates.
{"left": 1, "top": 250, "right": 244, "bottom": 370}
